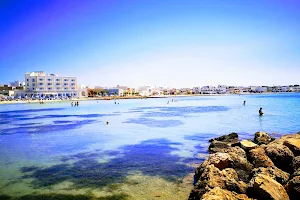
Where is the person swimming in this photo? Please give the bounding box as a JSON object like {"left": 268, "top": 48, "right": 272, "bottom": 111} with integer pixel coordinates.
{"left": 106, "top": 121, "right": 109, "bottom": 125}
{"left": 259, "top": 107, "right": 264, "bottom": 116}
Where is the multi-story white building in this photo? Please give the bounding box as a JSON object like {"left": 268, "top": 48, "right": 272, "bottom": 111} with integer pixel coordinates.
{"left": 22, "top": 71, "right": 84, "bottom": 98}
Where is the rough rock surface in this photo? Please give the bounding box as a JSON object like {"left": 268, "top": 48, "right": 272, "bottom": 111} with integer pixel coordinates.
{"left": 201, "top": 188, "right": 250, "bottom": 200}
{"left": 292, "top": 156, "right": 300, "bottom": 172}
{"left": 249, "top": 166, "right": 290, "bottom": 185}
{"left": 240, "top": 140, "right": 258, "bottom": 151}
{"left": 190, "top": 165, "right": 248, "bottom": 199}
{"left": 189, "top": 132, "right": 300, "bottom": 200}
{"left": 254, "top": 131, "right": 274, "bottom": 145}
{"left": 208, "top": 133, "right": 239, "bottom": 153}
{"left": 285, "top": 175, "right": 300, "bottom": 200}
{"left": 247, "top": 174, "right": 290, "bottom": 200}
{"left": 283, "top": 138, "right": 300, "bottom": 157}
{"left": 265, "top": 144, "right": 294, "bottom": 172}
{"left": 195, "top": 153, "right": 233, "bottom": 180}
{"left": 248, "top": 147, "right": 274, "bottom": 168}
{"left": 209, "top": 132, "right": 239, "bottom": 143}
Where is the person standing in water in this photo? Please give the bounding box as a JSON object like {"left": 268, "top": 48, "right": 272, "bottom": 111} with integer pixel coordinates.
{"left": 259, "top": 107, "right": 264, "bottom": 116}
{"left": 243, "top": 101, "right": 246, "bottom": 105}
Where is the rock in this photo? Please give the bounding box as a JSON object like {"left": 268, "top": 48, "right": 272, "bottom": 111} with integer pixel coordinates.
{"left": 195, "top": 153, "right": 233, "bottom": 180}
{"left": 265, "top": 144, "right": 294, "bottom": 172}
{"left": 254, "top": 131, "right": 274, "bottom": 145}
{"left": 193, "top": 165, "right": 225, "bottom": 199}
{"left": 201, "top": 188, "right": 251, "bottom": 200}
{"left": 209, "top": 132, "right": 239, "bottom": 144}
{"left": 247, "top": 174, "right": 290, "bottom": 200}
{"left": 292, "top": 156, "right": 300, "bottom": 172}
{"left": 285, "top": 175, "right": 300, "bottom": 200}
{"left": 240, "top": 140, "right": 258, "bottom": 151}
{"left": 227, "top": 152, "right": 253, "bottom": 182}
{"left": 248, "top": 147, "right": 274, "bottom": 168}
{"left": 283, "top": 138, "right": 300, "bottom": 156}
{"left": 209, "top": 141, "right": 231, "bottom": 153}
{"left": 192, "top": 165, "right": 248, "bottom": 199}
{"left": 249, "top": 166, "right": 290, "bottom": 185}
{"left": 222, "top": 168, "right": 248, "bottom": 194}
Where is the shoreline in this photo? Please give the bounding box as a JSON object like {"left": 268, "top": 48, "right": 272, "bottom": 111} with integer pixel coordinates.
{"left": 0, "top": 92, "right": 297, "bottom": 105}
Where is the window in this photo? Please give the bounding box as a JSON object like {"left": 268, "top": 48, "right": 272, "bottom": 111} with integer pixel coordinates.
{"left": 64, "top": 88, "right": 68, "bottom": 90}
{"left": 32, "top": 88, "right": 35, "bottom": 90}
{"left": 40, "top": 88, "right": 44, "bottom": 90}
{"left": 57, "top": 87, "right": 60, "bottom": 90}
{"left": 39, "top": 78, "right": 43, "bottom": 81}
{"left": 48, "top": 88, "right": 51, "bottom": 90}
{"left": 47, "top": 83, "right": 52, "bottom": 86}
{"left": 32, "top": 79, "right": 35, "bottom": 82}
{"left": 71, "top": 79, "right": 75, "bottom": 82}
{"left": 64, "top": 83, "right": 68, "bottom": 86}
{"left": 56, "top": 79, "right": 60, "bottom": 81}
{"left": 64, "top": 79, "right": 68, "bottom": 82}
{"left": 27, "top": 79, "right": 29, "bottom": 82}
{"left": 48, "top": 79, "right": 52, "bottom": 81}
{"left": 56, "top": 83, "right": 60, "bottom": 86}
{"left": 27, "top": 83, "right": 29, "bottom": 86}
{"left": 71, "top": 83, "right": 75, "bottom": 86}
{"left": 72, "top": 87, "right": 75, "bottom": 90}
{"left": 39, "top": 83, "right": 43, "bottom": 86}
{"left": 32, "top": 83, "right": 36, "bottom": 86}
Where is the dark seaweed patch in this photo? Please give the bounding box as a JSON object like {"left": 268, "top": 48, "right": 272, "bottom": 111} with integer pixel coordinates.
{"left": 20, "top": 139, "right": 194, "bottom": 189}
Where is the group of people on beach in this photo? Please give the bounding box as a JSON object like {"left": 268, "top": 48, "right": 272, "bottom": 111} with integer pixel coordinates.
{"left": 71, "top": 101, "right": 79, "bottom": 106}
{"left": 243, "top": 100, "right": 264, "bottom": 116}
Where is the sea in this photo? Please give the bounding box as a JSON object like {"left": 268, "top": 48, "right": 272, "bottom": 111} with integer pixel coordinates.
{"left": 0, "top": 93, "right": 299, "bottom": 200}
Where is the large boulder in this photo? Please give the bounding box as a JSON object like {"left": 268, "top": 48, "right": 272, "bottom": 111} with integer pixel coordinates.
{"left": 209, "top": 133, "right": 239, "bottom": 153}
{"left": 270, "top": 134, "right": 300, "bottom": 157}
{"left": 209, "top": 132, "right": 239, "bottom": 144}
{"left": 195, "top": 153, "right": 233, "bottom": 180}
{"left": 201, "top": 187, "right": 250, "bottom": 200}
{"left": 248, "top": 147, "right": 274, "bottom": 168}
{"left": 209, "top": 141, "right": 231, "bottom": 153}
{"left": 222, "top": 168, "right": 248, "bottom": 194}
{"left": 285, "top": 174, "right": 300, "bottom": 200}
{"left": 292, "top": 156, "right": 300, "bottom": 172}
{"left": 283, "top": 138, "right": 300, "bottom": 157}
{"left": 191, "top": 165, "right": 248, "bottom": 199}
{"left": 254, "top": 131, "right": 274, "bottom": 145}
{"left": 240, "top": 140, "right": 258, "bottom": 151}
{"left": 249, "top": 166, "right": 290, "bottom": 185}
{"left": 247, "top": 174, "right": 290, "bottom": 200}
{"left": 191, "top": 165, "right": 225, "bottom": 199}
{"left": 265, "top": 144, "right": 294, "bottom": 172}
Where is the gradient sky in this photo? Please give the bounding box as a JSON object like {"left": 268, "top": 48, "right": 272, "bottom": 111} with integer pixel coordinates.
{"left": 0, "top": 0, "right": 299, "bottom": 88}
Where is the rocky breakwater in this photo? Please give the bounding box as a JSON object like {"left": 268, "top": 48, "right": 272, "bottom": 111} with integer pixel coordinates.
{"left": 189, "top": 131, "right": 300, "bottom": 200}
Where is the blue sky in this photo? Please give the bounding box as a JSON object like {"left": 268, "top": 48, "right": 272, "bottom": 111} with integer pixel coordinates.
{"left": 0, "top": 0, "right": 299, "bottom": 88}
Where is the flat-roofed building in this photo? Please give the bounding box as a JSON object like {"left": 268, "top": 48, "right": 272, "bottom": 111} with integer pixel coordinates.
{"left": 22, "top": 71, "right": 84, "bottom": 98}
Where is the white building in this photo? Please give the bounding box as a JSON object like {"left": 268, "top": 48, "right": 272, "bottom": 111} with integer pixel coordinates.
{"left": 290, "top": 85, "right": 300, "bottom": 92}
{"left": 200, "top": 86, "right": 217, "bottom": 94}
{"left": 216, "top": 85, "right": 227, "bottom": 94}
{"left": 138, "top": 86, "right": 151, "bottom": 96}
{"left": 20, "top": 71, "right": 86, "bottom": 98}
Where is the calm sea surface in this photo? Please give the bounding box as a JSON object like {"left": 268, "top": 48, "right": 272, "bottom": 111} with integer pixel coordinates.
{"left": 0, "top": 93, "right": 300, "bottom": 199}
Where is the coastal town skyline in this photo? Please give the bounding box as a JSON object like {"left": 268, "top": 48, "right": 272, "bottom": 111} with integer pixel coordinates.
{"left": 1, "top": 0, "right": 300, "bottom": 88}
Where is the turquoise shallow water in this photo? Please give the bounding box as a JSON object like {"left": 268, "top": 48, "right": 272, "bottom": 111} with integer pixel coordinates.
{"left": 0, "top": 93, "right": 300, "bottom": 199}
